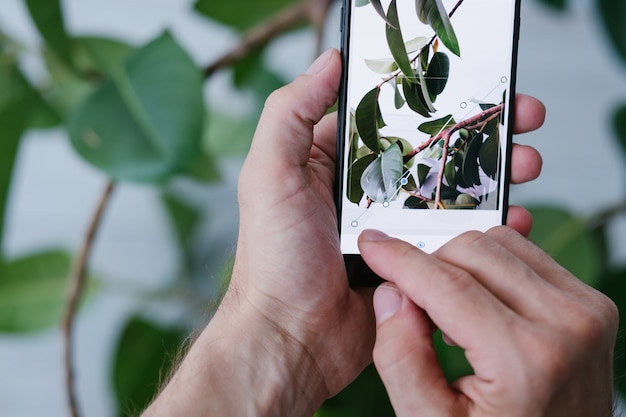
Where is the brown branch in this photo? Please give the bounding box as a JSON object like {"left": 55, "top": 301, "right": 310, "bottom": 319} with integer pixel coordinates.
{"left": 62, "top": 180, "right": 116, "bottom": 417}
{"left": 203, "top": 2, "right": 310, "bottom": 78}
{"left": 434, "top": 132, "right": 452, "bottom": 209}
{"left": 405, "top": 104, "right": 504, "bottom": 161}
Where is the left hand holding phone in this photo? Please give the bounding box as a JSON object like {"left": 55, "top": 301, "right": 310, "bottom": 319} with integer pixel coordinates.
{"left": 144, "top": 49, "right": 548, "bottom": 417}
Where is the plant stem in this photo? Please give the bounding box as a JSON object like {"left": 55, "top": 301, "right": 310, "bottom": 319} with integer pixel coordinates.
{"left": 62, "top": 180, "right": 116, "bottom": 417}
{"left": 203, "top": 2, "right": 309, "bottom": 78}
{"left": 434, "top": 133, "right": 452, "bottom": 209}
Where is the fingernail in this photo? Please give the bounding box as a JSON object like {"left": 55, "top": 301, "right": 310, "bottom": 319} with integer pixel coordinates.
{"left": 306, "top": 48, "right": 333, "bottom": 75}
{"left": 360, "top": 229, "right": 391, "bottom": 242}
{"left": 374, "top": 285, "right": 402, "bottom": 325}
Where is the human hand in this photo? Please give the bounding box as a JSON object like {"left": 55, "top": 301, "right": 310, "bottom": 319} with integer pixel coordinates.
{"left": 361, "top": 227, "right": 618, "bottom": 417}
{"left": 145, "top": 49, "right": 547, "bottom": 417}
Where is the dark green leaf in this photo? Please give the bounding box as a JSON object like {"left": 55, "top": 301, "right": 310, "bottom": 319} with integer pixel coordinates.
{"left": 355, "top": 87, "right": 382, "bottom": 153}
{"left": 415, "top": 0, "right": 460, "bottom": 57}
{"left": 478, "top": 129, "right": 500, "bottom": 179}
{"left": 24, "top": 0, "right": 73, "bottom": 68}
{"left": 347, "top": 154, "right": 378, "bottom": 204}
{"left": 425, "top": 52, "right": 450, "bottom": 99}
{"left": 194, "top": 0, "right": 300, "bottom": 31}
{"left": 417, "top": 163, "right": 431, "bottom": 185}
{"left": 114, "top": 317, "right": 185, "bottom": 416}
{"left": 418, "top": 114, "right": 455, "bottom": 135}
{"left": 613, "top": 103, "right": 626, "bottom": 155}
{"left": 528, "top": 206, "right": 602, "bottom": 286}
{"left": 0, "top": 95, "right": 31, "bottom": 251}
{"left": 360, "top": 144, "right": 403, "bottom": 203}
{"left": 386, "top": 0, "right": 414, "bottom": 80}
{"left": 536, "top": 0, "right": 568, "bottom": 10}
{"left": 404, "top": 195, "right": 428, "bottom": 209}
{"left": 598, "top": 0, "right": 626, "bottom": 63}
{"left": 402, "top": 77, "right": 431, "bottom": 117}
{"left": 444, "top": 159, "right": 456, "bottom": 188}
{"left": 69, "top": 33, "right": 205, "bottom": 183}
{"left": 393, "top": 80, "right": 405, "bottom": 109}
{"left": 461, "top": 133, "right": 483, "bottom": 187}
{"left": 0, "top": 251, "right": 72, "bottom": 332}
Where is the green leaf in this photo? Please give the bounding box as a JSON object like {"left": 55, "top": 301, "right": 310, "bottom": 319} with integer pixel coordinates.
{"left": 402, "top": 77, "right": 431, "bottom": 117}
{"left": 184, "top": 149, "right": 221, "bottom": 183}
{"left": 415, "top": 0, "right": 460, "bottom": 57}
{"left": 417, "top": 163, "right": 431, "bottom": 185}
{"left": 478, "top": 129, "right": 500, "bottom": 179}
{"left": 392, "top": 80, "right": 405, "bottom": 109}
{"left": 356, "top": 0, "right": 370, "bottom": 6}
{"left": 364, "top": 58, "right": 398, "bottom": 74}
{"left": 598, "top": 0, "right": 626, "bottom": 63}
{"left": 613, "top": 103, "right": 626, "bottom": 156}
{"left": 537, "top": 0, "right": 568, "bottom": 10}
{"left": 347, "top": 154, "right": 378, "bottom": 204}
{"left": 369, "top": 0, "right": 396, "bottom": 27}
{"left": 205, "top": 111, "right": 256, "bottom": 156}
{"left": 425, "top": 52, "right": 450, "bottom": 99}
{"left": 194, "top": 0, "right": 300, "bottom": 31}
{"left": 386, "top": 0, "right": 415, "bottom": 80}
{"left": 461, "top": 133, "right": 483, "bottom": 187}
{"left": 114, "top": 317, "right": 185, "bottom": 416}
{"left": 444, "top": 159, "right": 456, "bottom": 188}
{"left": 163, "top": 194, "right": 201, "bottom": 251}
{"left": 74, "top": 36, "right": 135, "bottom": 75}
{"left": 24, "top": 0, "right": 73, "bottom": 68}
{"left": 528, "top": 206, "right": 602, "bottom": 287}
{"left": 361, "top": 144, "right": 403, "bottom": 203}
{"left": 355, "top": 87, "right": 382, "bottom": 153}
{"left": 418, "top": 114, "right": 455, "bottom": 135}
{"left": 0, "top": 251, "right": 72, "bottom": 333}
{"left": 69, "top": 32, "right": 205, "bottom": 183}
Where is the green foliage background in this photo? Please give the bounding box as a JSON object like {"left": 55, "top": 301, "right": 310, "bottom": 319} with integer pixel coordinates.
{"left": 0, "top": 0, "right": 625, "bottom": 415}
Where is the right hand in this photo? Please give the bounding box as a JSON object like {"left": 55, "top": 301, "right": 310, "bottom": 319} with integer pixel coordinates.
{"left": 360, "top": 226, "right": 618, "bottom": 417}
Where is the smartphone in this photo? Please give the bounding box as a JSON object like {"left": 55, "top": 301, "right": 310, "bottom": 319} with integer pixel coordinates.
{"left": 336, "top": 0, "right": 521, "bottom": 286}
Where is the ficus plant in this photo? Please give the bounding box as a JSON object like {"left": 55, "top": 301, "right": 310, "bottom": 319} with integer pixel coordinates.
{"left": 348, "top": 0, "right": 505, "bottom": 211}
{"left": 0, "top": 0, "right": 625, "bottom": 416}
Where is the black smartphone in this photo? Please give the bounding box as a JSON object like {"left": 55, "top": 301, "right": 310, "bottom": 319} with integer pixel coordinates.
{"left": 335, "top": 0, "right": 522, "bottom": 286}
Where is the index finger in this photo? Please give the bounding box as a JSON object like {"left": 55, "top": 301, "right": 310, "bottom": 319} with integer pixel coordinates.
{"left": 358, "top": 229, "right": 516, "bottom": 356}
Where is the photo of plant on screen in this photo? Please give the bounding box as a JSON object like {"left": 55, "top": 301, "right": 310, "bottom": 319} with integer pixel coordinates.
{"left": 345, "top": 0, "right": 515, "bottom": 211}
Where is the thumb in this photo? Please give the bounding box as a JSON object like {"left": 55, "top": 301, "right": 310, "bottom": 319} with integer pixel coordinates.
{"left": 372, "top": 284, "right": 461, "bottom": 417}
{"left": 246, "top": 48, "right": 341, "bottom": 173}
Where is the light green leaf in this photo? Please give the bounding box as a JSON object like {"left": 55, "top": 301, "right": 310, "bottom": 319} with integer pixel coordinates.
{"left": 415, "top": 0, "right": 460, "bottom": 57}
{"left": 0, "top": 251, "right": 72, "bottom": 333}
{"left": 355, "top": 87, "right": 382, "bottom": 153}
{"left": 360, "top": 143, "right": 404, "bottom": 203}
{"left": 365, "top": 58, "right": 398, "bottom": 74}
{"left": 356, "top": 0, "right": 370, "bottom": 6}
{"left": 386, "top": 0, "right": 415, "bottom": 80}
{"left": 405, "top": 36, "right": 430, "bottom": 54}
{"left": 205, "top": 111, "right": 256, "bottom": 156}
{"left": 24, "top": 0, "right": 73, "bottom": 67}
{"left": 69, "top": 32, "right": 205, "bottom": 183}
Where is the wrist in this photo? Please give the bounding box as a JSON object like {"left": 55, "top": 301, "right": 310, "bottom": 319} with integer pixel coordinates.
{"left": 144, "top": 293, "right": 327, "bottom": 417}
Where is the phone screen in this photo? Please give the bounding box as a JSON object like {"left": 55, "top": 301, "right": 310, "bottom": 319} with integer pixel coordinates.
{"left": 337, "top": 0, "right": 521, "bottom": 257}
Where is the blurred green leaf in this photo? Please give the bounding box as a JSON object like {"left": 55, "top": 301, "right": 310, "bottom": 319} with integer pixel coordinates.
{"left": 536, "top": 0, "right": 567, "bottom": 10}
{"left": 415, "top": 0, "right": 460, "bottom": 57}
{"left": 69, "top": 32, "right": 205, "bottom": 183}
{"left": 114, "top": 316, "right": 185, "bottom": 416}
{"left": 205, "top": 111, "right": 256, "bottom": 156}
{"left": 184, "top": 150, "right": 221, "bottom": 183}
{"left": 528, "top": 206, "right": 602, "bottom": 287}
{"left": 163, "top": 194, "right": 201, "bottom": 252}
{"left": 24, "top": 0, "right": 73, "bottom": 68}
{"left": 73, "top": 36, "right": 135, "bottom": 75}
{"left": 598, "top": 0, "right": 626, "bottom": 64}
{"left": 194, "top": 0, "right": 300, "bottom": 30}
{"left": 44, "top": 47, "right": 95, "bottom": 117}
{"left": 317, "top": 364, "right": 393, "bottom": 417}
{"left": 613, "top": 103, "right": 626, "bottom": 155}
{"left": 0, "top": 250, "right": 71, "bottom": 333}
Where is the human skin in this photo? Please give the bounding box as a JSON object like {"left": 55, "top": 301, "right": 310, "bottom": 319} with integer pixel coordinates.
{"left": 143, "top": 48, "right": 559, "bottom": 417}
{"left": 364, "top": 227, "right": 618, "bottom": 417}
